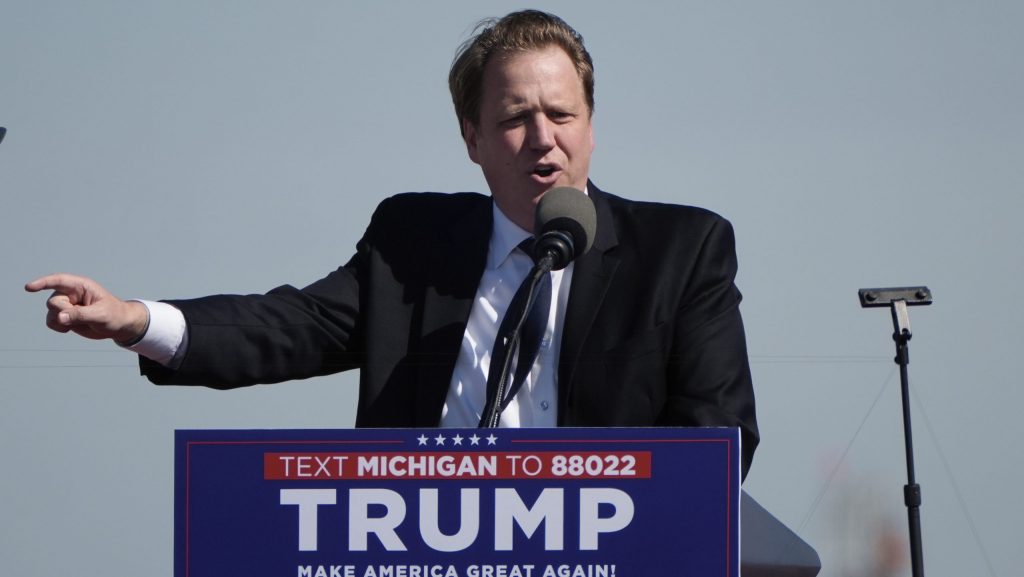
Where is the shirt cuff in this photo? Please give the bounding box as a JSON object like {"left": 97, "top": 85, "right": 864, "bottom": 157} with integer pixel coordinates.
{"left": 120, "top": 300, "right": 188, "bottom": 369}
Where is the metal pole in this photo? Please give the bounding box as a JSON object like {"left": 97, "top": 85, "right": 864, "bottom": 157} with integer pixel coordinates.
{"left": 893, "top": 311, "right": 924, "bottom": 577}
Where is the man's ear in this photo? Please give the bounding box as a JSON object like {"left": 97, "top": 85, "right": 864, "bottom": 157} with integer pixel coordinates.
{"left": 462, "top": 119, "right": 481, "bottom": 165}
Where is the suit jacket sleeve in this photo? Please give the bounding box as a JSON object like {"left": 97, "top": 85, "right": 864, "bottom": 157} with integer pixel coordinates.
{"left": 660, "top": 216, "right": 758, "bottom": 475}
{"left": 138, "top": 192, "right": 491, "bottom": 420}
{"left": 138, "top": 201, "right": 384, "bottom": 388}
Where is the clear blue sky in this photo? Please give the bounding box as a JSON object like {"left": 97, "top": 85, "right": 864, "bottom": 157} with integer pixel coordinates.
{"left": 3, "top": 2, "right": 1022, "bottom": 575}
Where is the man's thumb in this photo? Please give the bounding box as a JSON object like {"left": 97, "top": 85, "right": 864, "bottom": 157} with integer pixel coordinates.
{"left": 60, "top": 304, "right": 101, "bottom": 326}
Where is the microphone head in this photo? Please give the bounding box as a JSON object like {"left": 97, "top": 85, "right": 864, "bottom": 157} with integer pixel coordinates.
{"left": 534, "top": 186, "right": 597, "bottom": 269}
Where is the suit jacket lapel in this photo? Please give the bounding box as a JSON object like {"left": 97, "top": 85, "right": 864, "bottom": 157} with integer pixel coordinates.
{"left": 413, "top": 196, "right": 492, "bottom": 426}
{"left": 558, "top": 183, "right": 620, "bottom": 421}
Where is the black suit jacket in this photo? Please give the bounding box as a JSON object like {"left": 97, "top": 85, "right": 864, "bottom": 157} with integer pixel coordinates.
{"left": 142, "top": 183, "right": 759, "bottom": 474}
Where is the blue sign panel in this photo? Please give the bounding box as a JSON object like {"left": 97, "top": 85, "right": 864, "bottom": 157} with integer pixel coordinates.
{"left": 175, "top": 428, "right": 739, "bottom": 577}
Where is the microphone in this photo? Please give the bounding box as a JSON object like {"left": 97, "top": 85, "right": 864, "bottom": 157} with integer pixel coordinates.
{"left": 533, "top": 186, "right": 597, "bottom": 270}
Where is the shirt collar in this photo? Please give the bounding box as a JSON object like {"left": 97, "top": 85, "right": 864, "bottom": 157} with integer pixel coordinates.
{"left": 487, "top": 203, "right": 532, "bottom": 271}
{"left": 487, "top": 186, "right": 590, "bottom": 270}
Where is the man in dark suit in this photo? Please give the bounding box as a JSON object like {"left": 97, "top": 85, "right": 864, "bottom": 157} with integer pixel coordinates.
{"left": 26, "top": 10, "right": 758, "bottom": 475}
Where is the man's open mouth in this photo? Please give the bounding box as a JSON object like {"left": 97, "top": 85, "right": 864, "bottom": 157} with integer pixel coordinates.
{"left": 533, "top": 166, "right": 556, "bottom": 177}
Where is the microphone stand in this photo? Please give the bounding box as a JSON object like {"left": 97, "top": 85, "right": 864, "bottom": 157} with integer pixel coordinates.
{"left": 479, "top": 252, "right": 556, "bottom": 429}
{"left": 858, "top": 286, "right": 932, "bottom": 577}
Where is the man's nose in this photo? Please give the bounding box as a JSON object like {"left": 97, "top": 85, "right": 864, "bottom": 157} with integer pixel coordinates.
{"left": 527, "top": 116, "right": 556, "bottom": 150}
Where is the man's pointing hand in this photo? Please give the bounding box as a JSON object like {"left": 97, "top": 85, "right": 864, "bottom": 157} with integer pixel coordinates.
{"left": 25, "top": 274, "right": 150, "bottom": 344}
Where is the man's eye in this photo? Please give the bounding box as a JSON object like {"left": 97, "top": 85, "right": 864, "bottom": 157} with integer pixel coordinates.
{"left": 501, "top": 115, "right": 525, "bottom": 127}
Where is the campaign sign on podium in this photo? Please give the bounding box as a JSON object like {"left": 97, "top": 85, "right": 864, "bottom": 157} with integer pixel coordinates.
{"left": 175, "top": 427, "right": 740, "bottom": 577}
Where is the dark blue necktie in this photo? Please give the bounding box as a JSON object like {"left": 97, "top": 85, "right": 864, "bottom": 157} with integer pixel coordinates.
{"left": 485, "top": 240, "right": 553, "bottom": 416}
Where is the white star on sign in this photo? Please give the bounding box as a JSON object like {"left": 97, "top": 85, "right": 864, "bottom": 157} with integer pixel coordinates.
{"left": 469, "top": 434, "right": 481, "bottom": 446}
{"left": 417, "top": 435, "right": 429, "bottom": 446}
{"left": 452, "top": 434, "right": 464, "bottom": 446}
{"left": 486, "top": 434, "right": 498, "bottom": 446}
{"left": 434, "top": 434, "right": 446, "bottom": 446}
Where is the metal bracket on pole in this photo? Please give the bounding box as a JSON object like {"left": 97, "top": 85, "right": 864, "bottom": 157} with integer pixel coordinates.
{"left": 892, "top": 299, "right": 912, "bottom": 339}
{"left": 858, "top": 286, "right": 932, "bottom": 310}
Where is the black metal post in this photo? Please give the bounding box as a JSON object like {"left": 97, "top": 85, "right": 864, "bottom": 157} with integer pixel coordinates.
{"left": 894, "top": 322, "right": 924, "bottom": 577}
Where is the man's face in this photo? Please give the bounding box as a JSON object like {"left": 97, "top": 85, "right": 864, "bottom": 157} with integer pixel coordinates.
{"left": 463, "top": 45, "right": 594, "bottom": 232}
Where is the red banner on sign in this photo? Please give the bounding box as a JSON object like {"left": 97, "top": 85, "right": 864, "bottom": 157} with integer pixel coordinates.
{"left": 264, "top": 451, "right": 652, "bottom": 480}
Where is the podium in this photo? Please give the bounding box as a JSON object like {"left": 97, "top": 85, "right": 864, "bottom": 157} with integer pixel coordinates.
{"left": 742, "top": 492, "right": 821, "bottom": 576}
{"left": 176, "top": 428, "right": 818, "bottom": 577}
